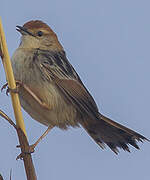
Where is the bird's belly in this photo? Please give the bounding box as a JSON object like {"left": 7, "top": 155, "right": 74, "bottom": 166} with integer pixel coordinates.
{"left": 11, "top": 49, "right": 79, "bottom": 129}
{"left": 18, "top": 84, "right": 79, "bottom": 129}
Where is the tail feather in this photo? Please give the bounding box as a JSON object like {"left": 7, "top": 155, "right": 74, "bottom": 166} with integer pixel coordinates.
{"left": 82, "top": 114, "right": 148, "bottom": 154}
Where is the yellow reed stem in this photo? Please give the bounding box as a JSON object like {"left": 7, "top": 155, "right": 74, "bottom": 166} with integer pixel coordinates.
{"left": 0, "top": 17, "right": 27, "bottom": 136}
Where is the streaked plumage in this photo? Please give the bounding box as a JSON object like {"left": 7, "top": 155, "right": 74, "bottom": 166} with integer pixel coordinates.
{"left": 11, "top": 20, "right": 148, "bottom": 154}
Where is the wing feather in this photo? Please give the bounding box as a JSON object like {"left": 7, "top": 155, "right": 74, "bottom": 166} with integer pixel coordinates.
{"left": 35, "top": 49, "right": 99, "bottom": 121}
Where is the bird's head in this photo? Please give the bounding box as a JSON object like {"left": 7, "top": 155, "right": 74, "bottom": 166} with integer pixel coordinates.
{"left": 16, "top": 20, "right": 63, "bottom": 51}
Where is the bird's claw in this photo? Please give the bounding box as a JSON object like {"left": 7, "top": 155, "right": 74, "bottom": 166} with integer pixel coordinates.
{"left": 16, "top": 152, "right": 24, "bottom": 160}
{"left": 1, "top": 83, "right": 9, "bottom": 95}
{"left": 1, "top": 81, "right": 22, "bottom": 96}
{"left": 16, "top": 144, "right": 36, "bottom": 160}
{"left": 1, "top": 83, "right": 10, "bottom": 96}
{"left": 0, "top": 48, "right": 4, "bottom": 59}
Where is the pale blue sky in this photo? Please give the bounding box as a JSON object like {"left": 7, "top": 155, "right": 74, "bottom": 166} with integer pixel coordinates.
{"left": 1, "top": 0, "right": 150, "bottom": 179}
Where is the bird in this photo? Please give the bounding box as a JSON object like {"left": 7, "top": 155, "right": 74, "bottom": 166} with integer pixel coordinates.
{"left": 9, "top": 20, "right": 148, "bottom": 154}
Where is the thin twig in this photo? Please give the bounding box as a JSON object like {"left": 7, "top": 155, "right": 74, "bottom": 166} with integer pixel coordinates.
{"left": 0, "top": 109, "right": 17, "bottom": 129}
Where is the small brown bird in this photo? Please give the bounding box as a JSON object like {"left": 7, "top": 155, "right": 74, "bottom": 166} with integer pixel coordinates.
{"left": 10, "top": 20, "right": 148, "bottom": 154}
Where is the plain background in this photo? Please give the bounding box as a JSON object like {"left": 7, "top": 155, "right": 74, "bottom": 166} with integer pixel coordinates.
{"left": 1, "top": 0, "right": 149, "bottom": 179}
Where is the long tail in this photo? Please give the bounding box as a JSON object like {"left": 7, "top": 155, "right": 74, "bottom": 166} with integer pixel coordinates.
{"left": 82, "top": 114, "right": 148, "bottom": 154}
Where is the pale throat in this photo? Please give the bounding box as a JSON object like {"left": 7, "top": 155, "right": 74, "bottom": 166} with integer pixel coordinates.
{"left": 19, "top": 35, "right": 40, "bottom": 49}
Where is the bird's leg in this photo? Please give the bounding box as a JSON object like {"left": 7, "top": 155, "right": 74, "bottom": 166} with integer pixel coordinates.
{"left": 17, "top": 125, "right": 54, "bottom": 154}
{"left": 29, "top": 125, "right": 54, "bottom": 152}
{"left": 1, "top": 81, "right": 50, "bottom": 110}
{"left": 21, "top": 84, "right": 51, "bottom": 110}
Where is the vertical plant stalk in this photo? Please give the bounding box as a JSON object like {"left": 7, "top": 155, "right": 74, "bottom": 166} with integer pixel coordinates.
{"left": 0, "top": 17, "right": 37, "bottom": 180}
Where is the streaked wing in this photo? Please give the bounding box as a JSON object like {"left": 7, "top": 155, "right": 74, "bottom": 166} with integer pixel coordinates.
{"left": 31, "top": 49, "right": 148, "bottom": 154}
{"left": 34, "top": 49, "right": 99, "bottom": 120}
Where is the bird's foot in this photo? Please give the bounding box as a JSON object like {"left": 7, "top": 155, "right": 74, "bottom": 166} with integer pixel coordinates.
{"left": 1, "top": 81, "right": 22, "bottom": 95}
{"left": 16, "top": 144, "right": 36, "bottom": 160}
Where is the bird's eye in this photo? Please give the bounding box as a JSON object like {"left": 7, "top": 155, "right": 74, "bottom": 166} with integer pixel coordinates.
{"left": 37, "top": 31, "right": 43, "bottom": 37}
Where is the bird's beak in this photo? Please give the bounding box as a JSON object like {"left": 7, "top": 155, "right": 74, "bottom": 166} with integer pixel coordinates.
{"left": 16, "top": 25, "right": 35, "bottom": 36}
